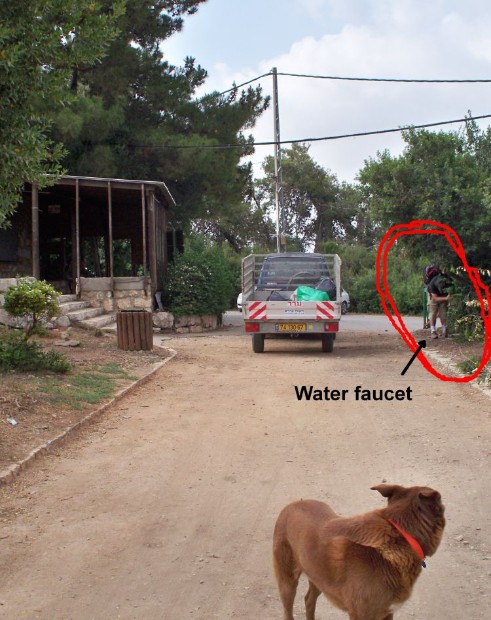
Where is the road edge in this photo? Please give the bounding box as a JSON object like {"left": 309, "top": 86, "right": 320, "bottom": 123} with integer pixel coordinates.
{"left": 0, "top": 347, "right": 177, "bottom": 487}
{"left": 424, "top": 348, "right": 491, "bottom": 399}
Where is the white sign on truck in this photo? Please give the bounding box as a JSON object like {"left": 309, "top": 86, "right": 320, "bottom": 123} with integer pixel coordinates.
{"left": 241, "top": 252, "right": 342, "bottom": 353}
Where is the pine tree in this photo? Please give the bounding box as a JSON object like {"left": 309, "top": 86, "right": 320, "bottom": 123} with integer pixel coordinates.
{"left": 50, "top": 0, "right": 269, "bottom": 229}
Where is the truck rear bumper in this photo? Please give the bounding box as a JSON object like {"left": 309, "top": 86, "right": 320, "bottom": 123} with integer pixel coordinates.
{"left": 244, "top": 321, "right": 339, "bottom": 334}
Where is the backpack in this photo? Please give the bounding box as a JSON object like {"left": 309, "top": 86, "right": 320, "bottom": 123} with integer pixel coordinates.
{"left": 424, "top": 264, "right": 440, "bottom": 285}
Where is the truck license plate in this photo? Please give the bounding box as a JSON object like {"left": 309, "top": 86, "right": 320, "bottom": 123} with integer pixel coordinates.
{"left": 276, "top": 323, "right": 306, "bottom": 332}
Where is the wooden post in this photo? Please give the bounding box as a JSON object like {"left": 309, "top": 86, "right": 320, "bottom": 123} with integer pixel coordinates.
{"left": 148, "top": 190, "right": 158, "bottom": 296}
{"left": 75, "top": 179, "right": 80, "bottom": 296}
{"left": 141, "top": 183, "right": 147, "bottom": 277}
{"left": 31, "top": 183, "right": 40, "bottom": 279}
{"left": 108, "top": 181, "right": 114, "bottom": 291}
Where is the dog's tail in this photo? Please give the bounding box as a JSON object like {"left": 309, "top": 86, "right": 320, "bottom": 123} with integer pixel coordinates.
{"left": 273, "top": 512, "right": 301, "bottom": 586}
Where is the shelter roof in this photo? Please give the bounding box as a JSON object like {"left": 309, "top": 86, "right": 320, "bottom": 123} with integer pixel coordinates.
{"left": 43, "top": 175, "right": 176, "bottom": 207}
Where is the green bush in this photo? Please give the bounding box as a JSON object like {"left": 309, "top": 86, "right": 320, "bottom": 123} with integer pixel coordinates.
{"left": 385, "top": 253, "right": 429, "bottom": 316}
{"left": 165, "top": 237, "right": 236, "bottom": 318}
{"left": 320, "top": 242, "right": 428, "bottom": 315}
{"left": 3, "top": 278, "right": 59, "bottom": 335}
{"left": 452, "top": 299, "right": 488, "bottom": 341}
{"left": 0, "top": 329, "right": 70, "bottom": 373}
{"left": 447, "top": 267, "right": 491, "bottom": 341}
{"left": 349, "top": 268, "right": 383, "bottom": 313}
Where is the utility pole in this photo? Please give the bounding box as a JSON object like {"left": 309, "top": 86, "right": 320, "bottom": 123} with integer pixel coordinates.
{"left": 272, "top": 67, "right": 284, "bottom": 253}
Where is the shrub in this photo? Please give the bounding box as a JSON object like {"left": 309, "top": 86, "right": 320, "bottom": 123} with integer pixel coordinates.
{"left": 441, "top": 267, "right": 491, "bottom": 341}
{"left": 0, "top": 329, "right": 70, "bottom": 373}
{"left": 165, "top": 238, "right": 236, "bottom": 318}
{"left": 319, "top": 242, "right": 429, "bottom": 315}
{"left": 349, "top": 268, "right": 383, "bottom": 313}
{"left": 2, "top": 278, "right": 59, "bottom": 335}
{"left": 453, "top": 299, "right": 488, "bottom": 341}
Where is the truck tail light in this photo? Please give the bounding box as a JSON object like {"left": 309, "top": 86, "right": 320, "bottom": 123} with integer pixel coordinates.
{"left": 245, "top": 322, "right": 260, "bottom": 333}
{"left": 324, "top": 323, "right": 339, "bottom": 332}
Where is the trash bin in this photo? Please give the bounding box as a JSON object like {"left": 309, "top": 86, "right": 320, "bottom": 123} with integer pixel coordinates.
{"left": 117, "top": 310, "right": 153, "bottom": 351}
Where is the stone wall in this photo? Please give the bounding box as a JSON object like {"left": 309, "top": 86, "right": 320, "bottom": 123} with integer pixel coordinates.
{"left": 0, "top": 278, "right": 19, "bottom": 293}
{"left": 0, "top": 277, "right": 71, "bottom": 330}
{"left": 152, "top": 311, "right": 218, "bottom": 333}
{"left": 79, "top": 277, "right": 153, "bottom": 312}
{"left": 0, "top": 278, "right": 19, "bottom": 326}
{"left": 1, "top": 276, "right": 221, "bottom": 334}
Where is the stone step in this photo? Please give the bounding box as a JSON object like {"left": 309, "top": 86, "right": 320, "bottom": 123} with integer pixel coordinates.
{"left": 58, "top": 294, "right": 78, "bottom": 303}
{"left": 58, "top": 300, "right": 92, "bottom": 315}
{"left": 65, "top": 307, "right": 105, "bottom": 322}
{"left": 78, "top": 313, "right": 117, "bottom": 331}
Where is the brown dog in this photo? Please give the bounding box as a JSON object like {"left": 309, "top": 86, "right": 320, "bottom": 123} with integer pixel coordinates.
{"left": 273, "top": 484, "right": 445, "bottom": 620}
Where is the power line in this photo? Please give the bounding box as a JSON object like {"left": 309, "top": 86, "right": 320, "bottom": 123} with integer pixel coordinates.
{"left": 277, "top": 71, "right": 491, "bottom": 84}
{"left": 281, "top": 113, "right": 491, "bottom": 145}
{"left": 212, "top": 70, "right": 491, "bottom": 98}
{"left": 213, "top": 73, "right": 271, "bottom": 97}
{"left": 130, "top": 113, "right": 491, "bottom": 150}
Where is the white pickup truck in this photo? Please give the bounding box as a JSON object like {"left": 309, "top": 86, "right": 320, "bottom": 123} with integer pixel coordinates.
{"left": 241, "top": 252, "right": 343, "bottom": 353}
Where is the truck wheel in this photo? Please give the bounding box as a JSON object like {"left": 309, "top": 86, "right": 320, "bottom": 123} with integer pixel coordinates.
{"left": 252, "top": 334, "right": 265, "bottom": 353}
{"left": 321, "top": 334, "right": 334, "bottom": 353}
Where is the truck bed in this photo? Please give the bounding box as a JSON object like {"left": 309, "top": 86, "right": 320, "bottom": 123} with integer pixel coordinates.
{"left": 241, "top": 253, "right": 342, "bottom": 352}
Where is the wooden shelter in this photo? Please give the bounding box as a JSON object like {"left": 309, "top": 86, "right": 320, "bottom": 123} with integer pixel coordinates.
{"left": 0, "top": 176, "right": 177, "bottom": 307}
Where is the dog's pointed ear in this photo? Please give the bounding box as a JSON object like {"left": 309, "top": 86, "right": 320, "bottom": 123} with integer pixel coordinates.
{"left": 419, "top": 489, "right": 441, "bottom": 502}
{"left": 371, "top": 484, "right": 404, "bottom": 498}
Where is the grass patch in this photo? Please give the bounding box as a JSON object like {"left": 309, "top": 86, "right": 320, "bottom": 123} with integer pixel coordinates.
{"left": 90, "top": 362, "right": 126, "bottom": 375}
{"left": 85, "top": 362, "right": 136, "bottom": 379}
{"left": 457, "top": 355, "right": 481, "bottom": 375}
{"left": 37, "top": 363, "right": 134, "bottom": 409}
{"left": 457, "top": 355, "right": 491, "bottom": 385}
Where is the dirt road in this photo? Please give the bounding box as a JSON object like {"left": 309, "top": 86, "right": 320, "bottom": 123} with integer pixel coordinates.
{"left": 1, "top": 328, "right": 490, "bottom": 619}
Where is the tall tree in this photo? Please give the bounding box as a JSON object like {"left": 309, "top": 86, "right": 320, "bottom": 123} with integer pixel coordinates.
{"left": 359, "top": 125, "right": 491, "bottom": 267}
{"left": 192, "top": 198, "right": 276, "bottom": 253}
{"left": 49, "top": 0, "right": 268, "bottom": 230}
{"left": 256, "top": 144, "right": 356, "bottom": 251}
{"left": 0, "top": 0, "right": 124, "bottom": 228}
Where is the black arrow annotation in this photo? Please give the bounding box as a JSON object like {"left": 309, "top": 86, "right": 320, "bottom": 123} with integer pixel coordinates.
{"left": 401, "top": 340, "right": 427, "bottom": 376}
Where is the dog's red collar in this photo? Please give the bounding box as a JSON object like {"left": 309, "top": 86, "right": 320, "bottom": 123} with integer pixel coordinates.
{"left": 387, "top": 518, "right": 426, "bottom": 567}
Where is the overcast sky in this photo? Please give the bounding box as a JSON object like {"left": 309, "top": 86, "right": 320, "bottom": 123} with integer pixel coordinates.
{"left": 164, "top": 0, "right": 491, "bottom": 183}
